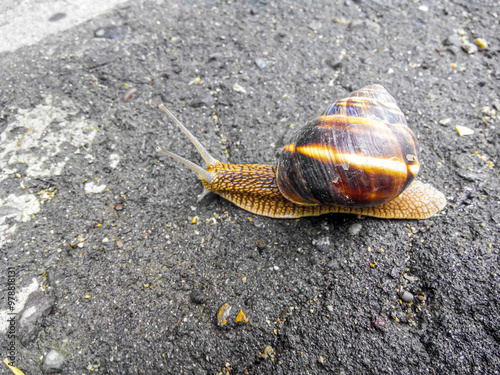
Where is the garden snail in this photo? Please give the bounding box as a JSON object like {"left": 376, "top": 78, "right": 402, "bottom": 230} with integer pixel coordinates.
{"left": 157, "top": 84, "right": 446, "bottom": 219}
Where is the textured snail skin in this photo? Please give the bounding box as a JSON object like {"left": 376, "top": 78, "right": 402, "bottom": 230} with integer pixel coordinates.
{"left": 158, "top": 84, "right": 446, "bottom": 220}
{"left": 205, "top": 162, "right": 445, "bottom": 219}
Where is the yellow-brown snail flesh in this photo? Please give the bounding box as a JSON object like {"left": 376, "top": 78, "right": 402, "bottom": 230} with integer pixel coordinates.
{"left": 157, "top": 84, "right": 446, "bottom": 219}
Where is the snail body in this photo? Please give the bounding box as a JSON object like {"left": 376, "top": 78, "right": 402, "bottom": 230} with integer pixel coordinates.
{"left": 158, "top": 84, "right": 446, "bottom": 219}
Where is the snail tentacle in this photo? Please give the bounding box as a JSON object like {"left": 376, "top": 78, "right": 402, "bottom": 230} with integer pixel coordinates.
{"left": 158, "top": 105, "right": 218, "bottom": 167}
{"left": 196, "top": 188, "right": 212, "bottom": 203}
{"left": 156, "top": 147, "right": 215, "bottom": 184}
{"left": 157, "top": 104, "right": 218, "bottom": 184}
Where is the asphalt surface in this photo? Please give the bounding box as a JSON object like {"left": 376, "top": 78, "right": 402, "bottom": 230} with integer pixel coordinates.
{"left": 1, "top": 1, "right": 499, "bottom": 374}
{"left": 0, "top": 0, "right": 129, "bottom": 54}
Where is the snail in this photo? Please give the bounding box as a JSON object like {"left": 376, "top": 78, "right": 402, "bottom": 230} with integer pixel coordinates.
{"left": 157, "top": 84, "right": 446, "bottom": 219}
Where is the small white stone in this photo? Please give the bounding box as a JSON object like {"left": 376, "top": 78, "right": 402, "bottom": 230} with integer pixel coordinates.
{"left": 233, "top": 83, "right": 247, "bottom": 93}
{"left": 456, "top": 125, "right": 474, "bottom": 136}
{"left": 84, "top": 181, "right": 107, "bottom": 193}
{"left": 109, "top": 153, "right": 120, "bottom": 169}
{"left": 348, "top": 223, "right": 363, "bottom": 236}
{"left": 43, "top": 350, "right": 65, "bottom": 372}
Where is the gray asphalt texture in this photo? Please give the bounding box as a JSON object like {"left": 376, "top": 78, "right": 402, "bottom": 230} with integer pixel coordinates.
{"left": 1, "top": 1, "right": 499, "bottom": 374}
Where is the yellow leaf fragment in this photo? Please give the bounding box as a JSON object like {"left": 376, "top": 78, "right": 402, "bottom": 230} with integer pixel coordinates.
{"left": 4, "top": 359, "right": 26, "bottom": 375}
{"left": 235, "top": 309, "right": 249, "bottom": 324}
{"left": 474, "top": 38, "right": 488, "bottom": 49}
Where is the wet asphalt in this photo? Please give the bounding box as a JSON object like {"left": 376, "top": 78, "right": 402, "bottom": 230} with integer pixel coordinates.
{"left": 0, "top": 1, "right": 499, "bottom": 374}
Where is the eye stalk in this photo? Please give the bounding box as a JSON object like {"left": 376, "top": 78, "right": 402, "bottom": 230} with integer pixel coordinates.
{"left": 156, "top": 105, "right": 216, "bottom": 185}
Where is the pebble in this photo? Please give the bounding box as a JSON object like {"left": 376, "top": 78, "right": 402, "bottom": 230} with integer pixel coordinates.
{"left": 48, "top": 13, "right": 66, "bottom": 22}
{"left": 190, "top": 92, "right": 214, "bottom": 108}
{"left": 308, "top": 21, "right": 322, "bottom": 31}
{"left": 123, "top": 87, "right": 137, "bottom": 100}
{"left": 188, "top": 77, "right": 201, "bottom": 85}
{"left": 17, "top": 292, "right": 54, "bottom": 345}
{"left": 312, "top": 237, "right": 330, "bottom": 252}
{"left": 348, "top": 223, "right": 362, "bottom": 236}
{"left": 94, "top": 26, "right": 127, "bottom": 39}
{"left": 373, "top": 316, "right": 386, "bottom": 328}
{"left": 84, "top": 181, "right": 107, "bottom": 194}
{"left": 443, "top": 35, "right": 462, "bottom": 47}
{"left": 364, "top": 20, "right": 381, "bottom": 35}
{"left": 439, "top": 118, "right": 452, "bottom": 126}
{"left": 233, "top": 83, "right": 247, "bottom": 93}
{"left": 403, "top": 273, "right": 419, "bottom": 282}
{"left": 456, "top": 170, "right": 484, "bottom": 182}
{"left": 446, "top": 45, "right": 461, "bottom": 55}
{"left": 257, "top": 345, "right": 274, "bottom": 360}
{"left": 474, "top": 38, "right": 488, "bottom": 49}
{"left": 325, "top": 57, "right": 342, "bottom": 70}
{"left": 456, "top": 125, "right": 474, "bottom": 136}
{"left": 209, "top": 51, "right": 234, "bottom": 61}
{"left": 216, "top": 302, "right": 231, "bottom": 326}
{"left": 190, "top": 290, "right": 206, "bottom": 305}
{"left": 462, "top": 41, "right": 478, "bottom": 54}
{"left": 400, "top": 290, "right": 414, "bottom": 303}
{"left": 255, "top": 58, "right": 267, "bottom": 69}
{"left": 43, "top": 350, "right": 65, "bottom": 373}
{"left": 390, "top": 267, "right": 400, "bottom": 278}
{"left": 348, "top": 19, "right": 364, "bottom": 29}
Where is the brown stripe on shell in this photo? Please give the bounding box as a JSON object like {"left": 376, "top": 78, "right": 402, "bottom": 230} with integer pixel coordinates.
{"left": 312, "top": 116, "right": 418, "bottom": 159}
{"left": 295, "top": 145, "right": 409, "bottom": 177}
{"left": 280, "top": 146, "right": 412, "bottom": 207}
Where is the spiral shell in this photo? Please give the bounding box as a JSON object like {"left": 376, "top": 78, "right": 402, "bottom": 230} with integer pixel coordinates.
{"left": 276, "top": 84, "right": 420, "bottom": 207}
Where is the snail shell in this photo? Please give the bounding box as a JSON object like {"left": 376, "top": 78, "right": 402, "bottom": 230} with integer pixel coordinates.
{"left": 277, "top": 84, "right": 420, "bottom": 207}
